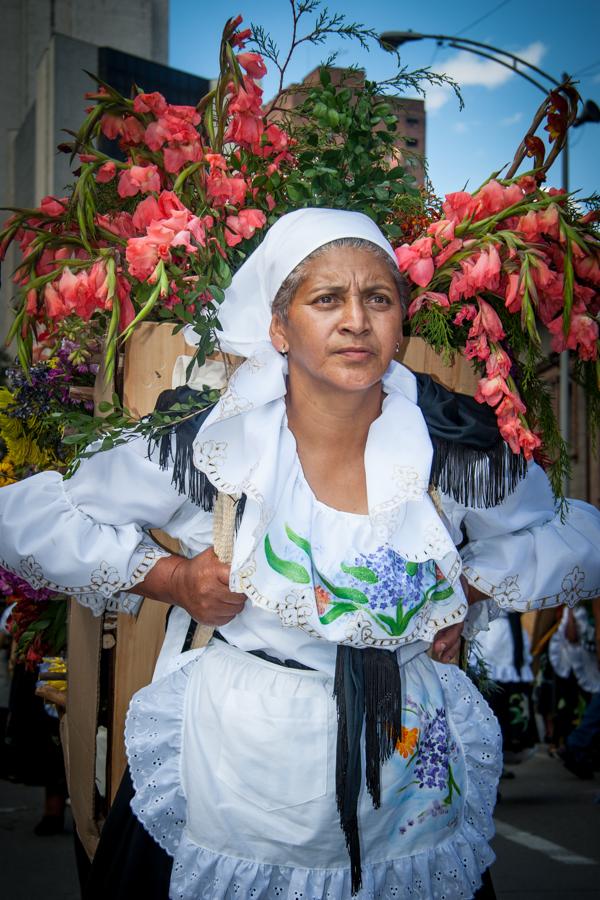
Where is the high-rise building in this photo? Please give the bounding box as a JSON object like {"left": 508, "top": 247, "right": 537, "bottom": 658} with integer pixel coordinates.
{"left": 0, "top": 0, "right": 210, "bottom": 341}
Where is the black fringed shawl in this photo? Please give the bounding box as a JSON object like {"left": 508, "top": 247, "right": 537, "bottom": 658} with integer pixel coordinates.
{"left": 151, "top": 374, "right": 527, "bottom": 895}
{"left": 152, "top": 374, "right": 527, "bottom": 514}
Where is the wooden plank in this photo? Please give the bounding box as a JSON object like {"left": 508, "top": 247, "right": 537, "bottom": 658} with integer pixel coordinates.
{"left": 397, "top": 336, "right": 479, "bottom": 396}
{"left": 65, "top": 601, "right": 103, "bottom": 858}
{"left": 109, "top": 323, "right": 187, "bottom": 801}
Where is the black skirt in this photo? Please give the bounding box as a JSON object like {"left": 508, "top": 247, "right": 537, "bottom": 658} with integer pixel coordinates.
{"left": 85, "top": 767, "right": 496, "bottom": 899}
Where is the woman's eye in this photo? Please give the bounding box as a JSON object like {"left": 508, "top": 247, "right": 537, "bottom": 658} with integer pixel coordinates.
{"left": 368, "top": 294, "right": 392, "bottom": 305}
{"left": 314, "top": 294, "right": 336, "bottom": 305}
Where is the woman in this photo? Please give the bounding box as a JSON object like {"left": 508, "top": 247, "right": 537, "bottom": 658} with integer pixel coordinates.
{"left": 1, "top": 208, "right": 599, "bottom": 900}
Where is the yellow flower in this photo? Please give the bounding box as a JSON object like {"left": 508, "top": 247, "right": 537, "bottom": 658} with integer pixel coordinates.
{"left": 0, "top": 458, "right": 17, "bottom": 486}
{"left": 396, "top": 726, "right": 419, "bottom": 758}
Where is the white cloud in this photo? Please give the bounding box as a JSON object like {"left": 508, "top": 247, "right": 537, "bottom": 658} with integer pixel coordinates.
{"left": 453, "top": 121, "right": 469, "bottom": 133}
{"left": 501, "top": 112, "right": 523, "bottom": 126}
{"left": 425, "top": 41, "right": 548, "bottom": 112}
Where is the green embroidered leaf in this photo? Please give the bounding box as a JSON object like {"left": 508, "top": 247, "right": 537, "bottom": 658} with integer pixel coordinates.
{"left": 429, "top": 585, "right": 454, "bottom": 602}
{"left": 319, "top": 602, "right": 359, "bottom": 625}
{"left": 317, "top": 570, "right": 369, "bottom": 605}
{"left": 284, "top": 524, "right": 313, "bottom": 558}
{"left": 405, "top": 561, "right": 419, "bottom": 576}
{"left": 377, "top": 613, "right": 400, "bottom": 634}
{"left": 397, "top": 597, "right": 429, "bottom": 633}
{"left": 340, "top": 562, "right": 378, "bottom": 583}
{"left": 264, "top": 535, "right": 310, "bottom": 584}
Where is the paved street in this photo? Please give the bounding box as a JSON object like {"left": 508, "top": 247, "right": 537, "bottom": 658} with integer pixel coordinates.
{"left": 0, "top": 745, "right": 599, "bottom": 899}
{"left": 491, "top": 751, "right": 600, "bottom": 899}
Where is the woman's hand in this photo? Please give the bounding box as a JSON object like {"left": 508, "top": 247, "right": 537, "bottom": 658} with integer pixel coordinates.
{"left": 431, "top": 621, "right": 464, "bottom": 664}
{"left": 132, "top": 547, "right": 246, "bottom": 626}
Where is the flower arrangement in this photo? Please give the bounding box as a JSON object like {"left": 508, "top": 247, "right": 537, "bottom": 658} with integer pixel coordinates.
{"left": 398, "top": 141, "right": 600, "bottom": 474}
{"left": 0, "top": 567, "right": 67, "bottom": 669}
{"left": 0, "top": 2, "right": 598, "bottom": 495}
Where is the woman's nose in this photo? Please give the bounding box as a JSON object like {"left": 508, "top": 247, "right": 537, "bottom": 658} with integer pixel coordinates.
{"left": 339, "top": 296, "right": 369, "bottom": 332}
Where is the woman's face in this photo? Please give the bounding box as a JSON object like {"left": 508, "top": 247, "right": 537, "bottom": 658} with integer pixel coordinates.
{"left": 270, "top": 246, "right": 403, "bottom": 395}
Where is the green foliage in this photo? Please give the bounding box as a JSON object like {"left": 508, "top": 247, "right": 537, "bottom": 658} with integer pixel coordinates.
{"left": 58, "top": 386, "right": 221, "bottom": 475}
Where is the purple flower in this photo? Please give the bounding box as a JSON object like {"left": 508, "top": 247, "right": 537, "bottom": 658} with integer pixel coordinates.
{"left": 413, "top": 708, "right": 451, "bottom": 792}
{"left": 344, "top": 546, "right": 437, "bottom": 613}
{"left": 0, "top": 566, "right": 54, "bottom": 602}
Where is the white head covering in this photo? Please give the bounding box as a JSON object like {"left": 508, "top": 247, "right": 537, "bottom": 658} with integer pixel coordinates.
{"left": 215, "top": 207, "right": 397, "bottom": 357}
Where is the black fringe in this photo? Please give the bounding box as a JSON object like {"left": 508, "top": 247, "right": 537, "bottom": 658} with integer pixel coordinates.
{"left": 234, "top": 493, "right": 247, "bottom": 533}
{"left": 152, "top": 388, "right": 218, "bottom": 511}
{"left": 430, "top": 436, "right": 527, "bottom": 509}
{"left": 333, "top": 645, "right": 364, "bottom": 896}
{"left": 363, "top": 648, "right": 403, "bottom": 810}
{"left": 334, "top": 646, "right": 403, "bottom": 896}
{"left": 508, "top": 612, "right": 525, "bottom": 674}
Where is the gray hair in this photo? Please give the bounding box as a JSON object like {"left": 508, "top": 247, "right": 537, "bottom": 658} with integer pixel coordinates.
{"left": 271, "top": 237, "right": 409, "bottom": 321}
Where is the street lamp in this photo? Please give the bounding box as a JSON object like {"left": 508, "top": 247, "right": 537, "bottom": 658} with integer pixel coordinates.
{"left": 380, "top": 30, "right": 598, "bottom": 487}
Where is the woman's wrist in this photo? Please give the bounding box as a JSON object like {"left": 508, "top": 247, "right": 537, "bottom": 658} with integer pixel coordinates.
{"left": 129, "top": 553, "right": 188, "bottom": 607}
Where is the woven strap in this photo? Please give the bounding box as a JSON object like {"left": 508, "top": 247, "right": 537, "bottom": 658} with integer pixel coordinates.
{"left": 190, "top": 491, "right": 238, "bottom": 650}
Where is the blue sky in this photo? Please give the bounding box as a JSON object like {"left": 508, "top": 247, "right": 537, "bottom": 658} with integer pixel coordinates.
{"left": 169, "top": 0, "right": 600, "bottom": 202}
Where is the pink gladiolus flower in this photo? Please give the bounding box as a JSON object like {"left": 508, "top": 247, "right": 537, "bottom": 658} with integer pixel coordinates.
{"left": 237, "top": 52, "right": 267, "bottom": 79}
{"left": 126, "top": 236, "right": 162, "bottom": 280}
{"left": 394, "top": 237, "right": 434, "bottom": 287}
{"left": 133, "top": 92, "right": 168, "bottom": 117}
{"left": 449, "top": 246, "right": 502, "bottom": 301}
{"left": 517, "top": 426, "right": 542, "bottom": 459}
{"left": 100, "top": 114, "right": 122, "bottom": 140}
{"left": 518, "top": 175, "right": 538, "bottom": 194}
{"left": 158, "top": 192, "right": 186, "bottom": 218}
{"left": 125, "top": 196, "right": 212, "bottom": 280}
{"left": 131, "top": 196, "right": 161, "bottom": 232}
{"left": 264, "top": 124, "right": 292, "bottom": 153}
{"left": 464, "top": 332, "right": 490, "bottom": 361}
{"left": 435, "top": 238, "right": 463, "bottom": 268}
{"left": 407, "top": 291, "right": 450, "bottom": 318}
{"left": 476, "top": 298, "right": 505, "bottom": 342}
{"left": 548, "top": 311, "right": 599, "bottom": 360}
{"left": 471, "top": 180, "right": 523, "bottom": 220}
{"left": 95, "top": 161, "right": 117, "bottom": 183}
{"left": 486, "top": 346, "right": 511, "bottom": 379}
{"left": 427, "top": 218, "right": 455, "bottom": 247}
{"left": 474, "top": 374, "right": 512, "bottom": 407}
{"left": 225, "top": 111, "right": 264, "bottom": 148}
{"left": 231, "top": 27, "right": 252, "bottom": 49}
{"left": 442, "top": 191, "right": 477, "bottom": 224}
{"left": 121, "top": 116, "right": 145, "bottom": 145}
{"left": 574, "top": 252, "right": 600, "bottom": 286}
{"left": 206, "top": 171, "right": 247, "bottom": 207}
{"left": 453, "top": 304, "right": 477, "bottom": 325}
{"left": 496, "top": 392, "right": 527, "bottom": 419}
{"left": 118, "top": 165, "right": 161, "bottom": 198}
{"left": 117, "top": 276, "right": 135, "bottom": 331}
{"left": 228, "top": 76, "right": 263, "bottom": 114}
{"left": 43, "top": 262, "right": 110, "bottom": 321}
{"left": 163, "top": 142, "right": 202, "bottom": 174}
{"left": 504, "top": 272, "right": 523, "bottom": 313}
{"left": 517, "top": 204, "right": 560, "bottom": 242}
{"left": 25, "top": 288, "right": 38, "bottom": 315}
{"left": 224, "top": 209, "right": 266, "bottom": 247}
{"left": 497, "top": 414, "right": 522, "bottom": 455}
{"left": 205, "top": 153, "right": 227, "bottom": 171}
{"left": 40, "top": 196, "right": 67, "bottom": 217}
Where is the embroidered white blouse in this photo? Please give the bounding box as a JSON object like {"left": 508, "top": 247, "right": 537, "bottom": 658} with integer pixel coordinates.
{"left": 1, "top": 353, "right": 599, "bottom": 678}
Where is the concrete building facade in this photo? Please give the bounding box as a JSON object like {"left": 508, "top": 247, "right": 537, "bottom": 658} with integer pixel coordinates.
{"left": 0, "top": 0, "right": 169, "bottom": 338}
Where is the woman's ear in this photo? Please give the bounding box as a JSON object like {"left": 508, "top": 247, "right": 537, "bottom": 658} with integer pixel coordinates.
{"left": 269, "top": 314, "right": 289, "bottom": 355}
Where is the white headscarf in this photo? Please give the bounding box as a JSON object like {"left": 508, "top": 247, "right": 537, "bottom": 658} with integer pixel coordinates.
{"left": 215, "top": 207, "right": 397, "bottom": 357}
